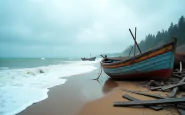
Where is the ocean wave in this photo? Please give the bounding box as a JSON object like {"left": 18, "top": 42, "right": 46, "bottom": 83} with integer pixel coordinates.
{"left": 0, "top": 67, "right": 9, "bottom": 70}
{"left": 0, "top": 60, "right": 98, "bottom": 115}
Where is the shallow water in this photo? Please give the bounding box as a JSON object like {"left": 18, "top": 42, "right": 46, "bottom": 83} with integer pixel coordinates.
{"left": 0, "top": 58, "right": 100, "bottom": 115}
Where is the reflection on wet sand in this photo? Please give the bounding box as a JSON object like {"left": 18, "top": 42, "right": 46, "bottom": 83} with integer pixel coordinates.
{"left": 102, "top": 78, "right": 118, "bottom": 94}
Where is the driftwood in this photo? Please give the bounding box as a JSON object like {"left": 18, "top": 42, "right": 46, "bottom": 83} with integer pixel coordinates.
{"left": 114, "top": 98, "right": 185, "bottom": 107}
{"left": 162, "top": 82, "right": 185, "bottom": 91}
{"left": 169, "top": 77, "right": 185, "bottom": 98}
{"left": 150, "top": 86, "right": 163, "bottom": 91}
{"left": 121, "top": 88, "right": 166, "bottom": 99}
{"left": 173, "top": 74, "right": 183, "bottom": 78}
{"left": 169, "top": 62, "right": 185, "bottom": 97}
{"left": 169, "top": 87, "right": 180, "bottom": 98}
{"left": 178, "top": 108, "right": 185, "bottom": 115}
{"left": 173, "top": 71, "right": 185, "bottom": 74}
{"left": 150, "top": 77, "right": 185, "bottom": 91}
{"left": 148, "top": 80, "right": 160, "bottom": 86}
{"left": 177, "top": 104, "right": 185, "bottom": 110}
{"left": 122, "top": 94, "right": 163, "bottom": 111}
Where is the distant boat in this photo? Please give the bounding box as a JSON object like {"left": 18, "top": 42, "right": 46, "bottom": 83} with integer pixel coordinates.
{"left": 81, "top": 54, "right": 96, "bottom": 61}
{"left": 100, "top": 28, "right": 177, "bottom": 80}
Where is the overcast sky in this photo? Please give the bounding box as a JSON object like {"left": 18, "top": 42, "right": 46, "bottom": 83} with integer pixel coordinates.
{"left": 0, "top": 0, "right": 184, "bottom": 58}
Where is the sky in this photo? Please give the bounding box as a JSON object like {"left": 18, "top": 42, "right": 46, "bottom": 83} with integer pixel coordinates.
{"left": 0, "top": 0, "right": 185, "bottom": 58}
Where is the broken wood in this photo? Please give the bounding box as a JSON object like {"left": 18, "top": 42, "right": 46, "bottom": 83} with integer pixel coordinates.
{"left": 150, "top": 77, "right": 185, "bottom": 91}
{"left": 162, "top": 82, "right": 185, "bottom": 91}
{"left": 150, "top": 86, "right": 163, "bottom": 91}
{"left": 148, "top": 80, "right": 160, "bottom": 86}
{"left": 178, "top": 108, "right": 185, "bottom": 115}
{"left": 173, "top": 74, "right": 183, "bottom": 78}
{"left": 114, "top": 98, "right": 185, "bottom": 107}
{"left": 169, "top": 77, "right": 185, "bottom": 97}
{"left": 169, "top": 87, "right": 179, "bottom": 98}
{"left": 122, "top": 94, "right": 163, "bottom": 111}
{"left": 177, "top": 104, "right": 185, "bottom": 110}
{"left": 173, "top": 71, "right": 185, "bottom": 74}
{"left": 121, "top": 88, "right": 166, "bottom": 99}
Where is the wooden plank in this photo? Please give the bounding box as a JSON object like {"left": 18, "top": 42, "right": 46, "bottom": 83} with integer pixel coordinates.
{"left": 169, "top": 77, "right": 185, "bottom": 97}
{"left": 114, "top": 98, "right": 185, "bottom": 107}
{"left": 169, "top": 87, "right": 179, "bottom": 98}
{"left": 178, "top": 109, "right": 185, "bottom": 115}
{"left": 162, "top": 82, "right": 185, "bottom": 91}
{"left": 150, "top": 86, "right": 163, "bottom": 91}
{"left": 177, "top": 104, "right": 185, "bottom": 110}
{"left": 122, "top": 94, "right": 163, "bottom": 111}
{"left": 121, "top": 89, "right": 166, "bottom": 99}
{"left": 173, "top": 71, "right": 185, "bottom": 74}
{"left": 151, "top": 77, "right": 185, "bottom": 91}
{"left": 173, "top": 74, "right": 183, "bottom": 78}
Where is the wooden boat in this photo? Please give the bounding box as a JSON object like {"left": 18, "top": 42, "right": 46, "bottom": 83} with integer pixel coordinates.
{"left": 101, "top": 39, "right": 176, "bottom": 80}
{"left": 81, "top": 57, "right": 96, "bottom": 61}
{"left": 100, "top": 28, "right": 177, "bottom": 80}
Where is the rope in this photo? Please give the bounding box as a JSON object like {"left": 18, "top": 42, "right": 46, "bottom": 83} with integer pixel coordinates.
{"left": 93, "top": 66, "right": 103, "bottom": 80}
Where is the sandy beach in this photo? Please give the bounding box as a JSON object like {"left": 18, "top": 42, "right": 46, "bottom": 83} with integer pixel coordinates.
{"left": 16, "top": 64, "right": 181, "bottom": 115}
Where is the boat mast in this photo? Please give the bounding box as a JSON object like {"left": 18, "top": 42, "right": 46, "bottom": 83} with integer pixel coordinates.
{"left": 128, "top": 46, "right": 133, "bottom": 57}
{"left": 129, "top": 28, "right": 142, "bottom": 55}
{"left": 134, "top": 27, "right": 136, "bottom": 56}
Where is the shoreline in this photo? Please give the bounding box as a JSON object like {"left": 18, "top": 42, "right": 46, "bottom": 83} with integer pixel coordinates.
{"left": 17, "top": 68, "right": 179, "bottom": 115}
{"left": 17, "top": 68, "right": 107, "bottom": 115}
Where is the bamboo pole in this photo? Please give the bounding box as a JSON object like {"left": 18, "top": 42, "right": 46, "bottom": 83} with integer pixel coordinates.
{"left": 129, "top": 29, "right": 142, "bottom": 54}
{"left": 128, "top": 46, "right": 133, "bottom": 57}
{"left": 134, "top": 27, "right": 136, "bottom": 56}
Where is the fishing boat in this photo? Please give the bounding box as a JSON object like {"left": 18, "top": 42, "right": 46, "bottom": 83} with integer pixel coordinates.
{"left": 81, "top": 54, "right": 96, "bottom": 61}
{"left": 81, "top": 57, "right": 96, "bottom": 61}
{"left": 100, "top": 28, "right": 177, "bottom": 80}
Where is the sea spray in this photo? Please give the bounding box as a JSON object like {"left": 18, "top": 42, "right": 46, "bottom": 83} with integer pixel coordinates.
{"left": 0, "top": 59, "right": 99, "bottom": 115}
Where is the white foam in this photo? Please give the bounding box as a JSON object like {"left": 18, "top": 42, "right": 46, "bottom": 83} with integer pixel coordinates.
{"left": 0, "top": 60, "right": 99, "bottom": 115}
{"left": 0, "top": 67, "right": 9, "bottom": 70}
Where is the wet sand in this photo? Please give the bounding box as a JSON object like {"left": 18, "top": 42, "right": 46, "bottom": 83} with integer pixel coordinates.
{"left": 18, "top": 68, "right": 179, "bottom": 115}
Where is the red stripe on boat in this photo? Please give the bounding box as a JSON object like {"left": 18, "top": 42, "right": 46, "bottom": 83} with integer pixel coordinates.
{"left": 106, "top": 69, "right": 173, "bottom": 80}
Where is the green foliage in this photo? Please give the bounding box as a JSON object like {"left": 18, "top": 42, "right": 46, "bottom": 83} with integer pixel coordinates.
{"left": 123, "top": 15, "right": 185, "bottom": 55}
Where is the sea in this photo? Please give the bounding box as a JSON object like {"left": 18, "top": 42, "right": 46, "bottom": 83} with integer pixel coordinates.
{"left": 0, "top": 58, "right": 100, "bottom": 115}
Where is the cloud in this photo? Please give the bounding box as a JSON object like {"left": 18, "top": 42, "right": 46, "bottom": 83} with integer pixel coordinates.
{"left": 0, "top": 0, "right": 185, "bottom": 57}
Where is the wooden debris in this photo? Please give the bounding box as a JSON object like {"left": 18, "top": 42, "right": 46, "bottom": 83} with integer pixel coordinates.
{"left": 150, "top": 86, "right": 163, "bottom": 91}
{"left": 173, "top": 74, "right": 183, "bottom": 78}
{"left": 114, "top": 98, "right": 185, "bottom": 107}
{"left": 121, "top": 88, "right": 166, "bottom": 99}
{"left": 169, "top": 87, "right": 179, "bottom": 98}
{"left": 178, "top": 108, "right": 185, "bottom": 115}
{"left": 122, "top": 94, "right": 163, "bottom": 111}
{"left": 173, "top": 71, "right": 185, "bottom": 74}
{"left": 150, "top": 77, "right": 185, "bottom": 91}
{"left": 162, "top": 82, "right": 185, "bottom": 91}
{"left": 177, "top": 104, "right": 185, "bottom": 110}
{"left": 169, "top": 77, "right": 185, "bottom": 97}
{"left": 148, "top": 80, "right": 160, "bottom": 86}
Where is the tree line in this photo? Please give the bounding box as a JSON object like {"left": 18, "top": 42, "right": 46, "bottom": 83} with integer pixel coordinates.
{"left": 123, "top": 15, "right": 185, "bottom": 56}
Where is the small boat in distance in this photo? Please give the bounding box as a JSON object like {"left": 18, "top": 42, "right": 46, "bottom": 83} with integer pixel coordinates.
{"left": 100, "top": 28, "right": 177, "bottom": 80}
{"left": 81, "top": 54, "right": 96, "bottom": 61}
